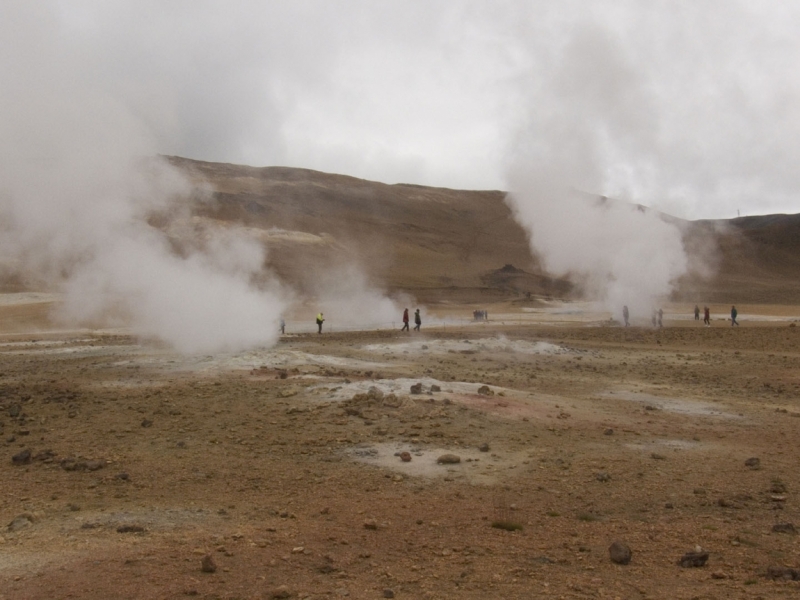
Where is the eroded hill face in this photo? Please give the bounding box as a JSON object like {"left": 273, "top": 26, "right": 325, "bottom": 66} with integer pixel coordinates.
{"left": 4, "top": 155, "right": 797, "bottom": 305}
{"left": 167, "top": 156, "right": 800, "bottom": 305}
{"left": 167, "top": 157, "right": 561, "bottom": 304}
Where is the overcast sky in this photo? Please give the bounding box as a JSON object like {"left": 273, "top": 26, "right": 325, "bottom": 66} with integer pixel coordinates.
{"left": 5, "top": 1, "right": 800, "bottom": 219}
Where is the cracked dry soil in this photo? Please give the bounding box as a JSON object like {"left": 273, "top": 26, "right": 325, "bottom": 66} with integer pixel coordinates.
{"left": 2, "top": 320, "right": 800, "bottom": 599}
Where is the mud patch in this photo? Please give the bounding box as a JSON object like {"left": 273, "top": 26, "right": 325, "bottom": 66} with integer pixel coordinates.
{"left": 625, "top": 439, "right": 703, "bottom": 453}
{"left": 603, "top": 390, "right": 741, "bottom": 419}
{"left": 347, "top": 442, "right": 531, "bottom": 485}
{"left": 309, "top": 377, "right": 509, "bottom": 402}
{"left": 363, "top": 337, "right": 569, "bottom": 356}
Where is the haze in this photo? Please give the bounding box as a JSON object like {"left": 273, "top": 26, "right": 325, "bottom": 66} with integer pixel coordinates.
{"left": 4, "top": 1, "right": 800, "bottom": 219}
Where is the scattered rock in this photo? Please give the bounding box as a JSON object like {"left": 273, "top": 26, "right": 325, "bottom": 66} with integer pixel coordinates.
{"left": 477, "top": 385, "right": 493, "bottom": 396}
{"left": 270, "top": 585, "right": 292, "bottom": 599}
{"left": 766, "top": 566, "right": 800, "bottom": 581}
{"left": 770, "top": 479, "right": 788, "bottom": 494}
{"left": 430, "top": 385, "right": 441, "bottom": 392}
{"left": 116, "top": 525, "right": 146, "bottom": 533}
{"left": 366, "top": 386, "right": 384, "bottom": 401}
{"left": 383, "top": 590, "right": 395, "bottom": 598}
{"left": 603, "top": 428, "right": 614, "bottom": 435}
{"left": 33, "top": 449, "right": 56, "bottom": 462}
{"left": 60, "top": 458, "right": 81, "bottom": 471}
{"left": 8, "top": 404, "right": 20, "bottom": 418}
{"left": 410, "top": 383, "right": 423, "bottom": 395}
{"left": 85, "top": 460, "right": 104, "bottom": 472}
{"left": 141, "top": 419, "right": 153, "bottom": 428}
{"left": 436, "top": 454, "right": 461, "bottom": 465}
{"left": 678, "top": 550, "right": 709, "bottom": 568}
{"left": 772, "top": 522, "right": 796, "bottom": 534}
{"left": 115, "top": 472, "right": 130, "bottom": 481}
{"left": 200, "top": 554, "right": 217, "bottom": 573}
{"left": 650, "top": 453, "right": 666, "bottom": 460}
{"left": 608, "top": 541, "right": 632, "bottom": 565}
{"left": 7, "top": 514, "right": 33, "bottom": 532}
{"left": 363, "top": 518, "right": 378, "bottom": 530}
{"left": 744, "top": 457, "right": 760, "bottom": 469}
{"left": 382, "top": 394, "right": 402, "bottom": 408}
{"left": 399, "top": 452, "right": 412, "bottom": 462}
{"left": 478, "top": 443, "right": 490, "bottom": 452}
{"left": 711, "top": 571, "right": 727, "bottom": 579}
{"left": 595, "top": 472, "right": 611, "bottom": 483}
{"left": 11, "top": 449, "right": 31, "bottom": 465}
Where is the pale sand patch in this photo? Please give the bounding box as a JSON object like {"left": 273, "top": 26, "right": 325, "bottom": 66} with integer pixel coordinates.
{"left": 308, "top": 377, "right": 507, "bottom": 402}
{"left": 363, "top": 337, "right": 569, "bottom": 356}
{"left": 347, "top": 442, "right": 531, "bottom": 485}
{"left": 0, "top": 292, "right": 58, "bottom": 306}
{"left": 602, "top": 390, "right": 742, "bottom": 419}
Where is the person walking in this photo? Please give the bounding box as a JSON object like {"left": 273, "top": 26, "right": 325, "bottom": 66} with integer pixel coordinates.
{"left": 401, "top": 308, "right": 410, "bottom": 332}
{"left": 280, "top": 318, "right": 285, "bottom": 335}
{"left": 414, "top": 309, "right": 422, "bottom": 332}
{"left": 703, "top": 306, "right": 710, "bottom": 326}
{"left": 316, "top": 312, "right": 325, "bottom": 334}
{"left": 622, "top": 305, "right": 630, "bottom": 327}
{"left": 657, "top": 308, "right": 663, "bottom": 328}
{"left": 694, "top": 305, "right": 700, "bottom": 320}
{"left": 731, "top": 305, "right": 739, "bottom": 326}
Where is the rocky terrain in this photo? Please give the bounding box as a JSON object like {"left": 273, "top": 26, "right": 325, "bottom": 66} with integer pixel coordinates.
{"left": 2, "top": 300, "right": 800, "bottom": 599}
{"left": 2, "top": 159, "right": 800, "bottom": 598}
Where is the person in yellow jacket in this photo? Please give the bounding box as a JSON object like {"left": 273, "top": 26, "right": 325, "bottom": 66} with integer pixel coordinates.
{"left": 316, "top": 312, "right": 325, "bottom": 334}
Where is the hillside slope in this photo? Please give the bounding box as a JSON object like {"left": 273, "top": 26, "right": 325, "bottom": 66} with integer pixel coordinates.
{"left": 169, "top": 157, "right": 800, "bottom": 304}
{"left": 168, "top": 156, "right": 565, "bottom": 303}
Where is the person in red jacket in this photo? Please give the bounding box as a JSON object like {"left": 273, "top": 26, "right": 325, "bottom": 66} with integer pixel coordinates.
{"left": 401, "top": 308, "right": 410, "bottom": 331}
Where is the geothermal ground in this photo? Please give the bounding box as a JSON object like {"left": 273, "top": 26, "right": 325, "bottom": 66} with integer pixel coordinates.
{"left": 2, "top": 299, "right": 800, "bottom": 599}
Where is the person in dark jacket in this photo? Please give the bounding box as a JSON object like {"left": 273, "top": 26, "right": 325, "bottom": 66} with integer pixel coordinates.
{"left": 731, "top": 305, "right": 739, "bottom": 326}
{"left": 401, "top": 308, "right": 409, "bottom": 332}
{"left": 414, "top": 309, "right": 422, "bottom": 332}
{"left": 622, "top": 305, "right": 629, "bottom": 327}
{"left": 703, "top": 306, "right": 710, "bottom": 326}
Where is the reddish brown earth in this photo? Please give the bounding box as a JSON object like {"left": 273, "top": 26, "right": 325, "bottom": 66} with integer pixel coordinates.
{"left": 2, "top": 160, "right": 800, "bottom": 598}
{"left": 2, "top": 300, "right": 800, "bottom": 599}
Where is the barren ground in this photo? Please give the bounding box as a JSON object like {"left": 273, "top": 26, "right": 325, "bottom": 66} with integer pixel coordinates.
{"left": 2, "top": 300, "right": 800, "bottom": 599}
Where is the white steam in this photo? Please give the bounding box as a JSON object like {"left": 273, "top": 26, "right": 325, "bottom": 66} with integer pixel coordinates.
{"left": 0, "top": 4, "right": 286, "bottom": 353}
{"left": 310, "top": 265, "right": 415, "bottom": 330}
{"left": 506, "top": 25, "right": 693, "bottom": 318}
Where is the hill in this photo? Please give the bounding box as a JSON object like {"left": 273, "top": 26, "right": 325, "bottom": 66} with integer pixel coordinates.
{"left": 167, "top": 156, "right": 561, "bottom": 304}
{"left": 167, "top": 157, "right": 800, "bottom": 305}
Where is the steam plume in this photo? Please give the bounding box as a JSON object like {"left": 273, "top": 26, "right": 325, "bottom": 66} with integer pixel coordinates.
{"left": 0, "top": 5, "right": 286, "bottom": 353}
{"left": 505, "top": 25, "right": 692, "bottom": 318}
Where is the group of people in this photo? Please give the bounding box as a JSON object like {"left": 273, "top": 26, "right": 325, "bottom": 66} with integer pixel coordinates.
{"left": 291, "top": 302, "right": 742, "bottom": 335}
{"left": 401, "top": 308, "right": 422, "bottom": 332}
{"left": 694, "top": 305, "right": 711, "bottom": 326}
{"left": 621, "top": 304, "right": 741, "bottom": 328}
{"left": 694, "top": 304, "right": 739, "bottom": 326}
{"left": 280, "top": 309, "right": 424, "bottom": 335}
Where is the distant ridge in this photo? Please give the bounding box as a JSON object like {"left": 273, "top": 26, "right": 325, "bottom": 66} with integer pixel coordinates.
{"left": 164, "top": 156, "right": 800, "bottom": 304}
